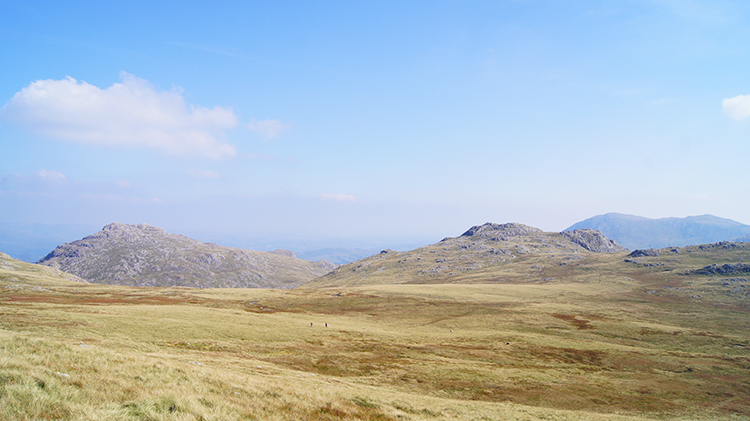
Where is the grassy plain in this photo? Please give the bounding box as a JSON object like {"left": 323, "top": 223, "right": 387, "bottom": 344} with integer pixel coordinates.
{"left": 1, "top": 247, "right": 750, "bottom": 420}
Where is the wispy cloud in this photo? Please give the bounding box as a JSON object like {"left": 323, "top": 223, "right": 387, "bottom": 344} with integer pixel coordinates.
{"left": 116, "top": 179, "right": 134, "bottom": 188}
{"left": 1, "top": 72, "right": 239, "bottom": 158}
{"left": 247, "top": 119, "right": 290, "bottom": 139}
{"left": 723, "top": 94, "right": 750, "bottom": 120}
{"left": 36, "top": 169, "right": 66, "bottom": 180}
{"left": 321, "top": 193, "right": 357, "bottom": 202}
{"left": 245, "top": 152, "right": 276, "bottom": 161}
{"left": 188, "top": 168, "right": 221, "bottom": 179}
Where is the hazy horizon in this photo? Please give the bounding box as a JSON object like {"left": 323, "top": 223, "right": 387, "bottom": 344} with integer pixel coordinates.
{"left": 2, "top": 1, "right": 750, "bottom": 243}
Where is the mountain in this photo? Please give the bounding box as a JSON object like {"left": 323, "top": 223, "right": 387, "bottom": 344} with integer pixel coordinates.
{"left": 36, "top": 223, "right": 335, "bottom": 288}
{"left": 304, "top": 222, "right": 627, "bottom": 288}
{"left": 565, "top": 213, "right": 750, "bottom": 250}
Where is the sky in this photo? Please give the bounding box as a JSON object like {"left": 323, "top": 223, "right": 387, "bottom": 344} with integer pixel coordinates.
{"left": 2, "top": 0, "right": 750, "bottom": 250}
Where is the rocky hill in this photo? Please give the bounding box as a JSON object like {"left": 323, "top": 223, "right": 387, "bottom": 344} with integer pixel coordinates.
{"left": 37, "top": 223, "right": 335, "bottom": 288}
{"left": 304, "top": 222, "right": 627, "bottom": 287}
{"left": 566, "top": 213, "right": 750, "bottom": 250}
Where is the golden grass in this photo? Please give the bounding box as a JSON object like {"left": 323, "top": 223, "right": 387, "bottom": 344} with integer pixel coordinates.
{"left": 2, "top": 250, "right": 750, "bottom": 420}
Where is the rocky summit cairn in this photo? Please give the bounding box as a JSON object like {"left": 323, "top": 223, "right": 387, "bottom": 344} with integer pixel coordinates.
{"left": 37, "top": 223, "right": 335, "bottom": 288}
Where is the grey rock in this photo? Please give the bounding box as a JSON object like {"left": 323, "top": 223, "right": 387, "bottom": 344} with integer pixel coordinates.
{"left": 628, "top": 249, "right": 660, "bottom": 257}
{"left": 560, "top": 229, "right": 628, "bottom": 253}
{"left": 690, "top": 263, "right": 750, "bottom": 276}
{"left": 37, "top": 223, "right": 334, "bottom": 288}
{"left": 271, "top": 249, "right": 297, "bottom": 259}
{"left": 461, "top": 223, "right": 542, "bottom": 239}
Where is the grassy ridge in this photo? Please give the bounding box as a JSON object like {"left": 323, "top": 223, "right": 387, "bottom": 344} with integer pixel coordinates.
{"left": 2, "top": 248, "right": 750, "bottom": 420}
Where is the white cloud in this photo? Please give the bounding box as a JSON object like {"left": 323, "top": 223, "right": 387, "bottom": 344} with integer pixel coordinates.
{"left": 321, "top": 193, "right": 357, "bottom": 202}
{"left": 36, "top": 169, "right": 66, "bottom": 180}
{"left": 1, "top": 72, "right": 239, "bottom": 158}
{"left": 723, "top": 94, "right": 750, "bottom": 120}
{"left": 245, "top": 152, "right": 275, "bottom": 161}
{"left": 116, "top": 179, "right": 134, "bottom": 188}
{"left": 188, "top": 168, "right": 221, "bottom": 179}
{"left": 247, "top": 119, "right": 289, "bottom": 139}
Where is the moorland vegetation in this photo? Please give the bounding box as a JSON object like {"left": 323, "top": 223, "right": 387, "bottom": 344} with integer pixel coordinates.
{"left": 2, "top": 222, "right": 750, "bottom": 420}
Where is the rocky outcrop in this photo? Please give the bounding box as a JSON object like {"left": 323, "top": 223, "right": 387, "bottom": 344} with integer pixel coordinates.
{"left": 314, "top": 260, "right": 337, "bottom": 271}
{"left": 460, "top": 223, "right": 543, "bottom": 239}
{"left": 561, "top": 229, "right": 628, "bottom": 253}
{"left": 37, "top": 223, "right": 335, "bottom": 288}
{"left": 690, "top": 263, "right": 750, "bottom": 276}
{"left": 628, "top": 249, "right": 660, "bottom": 257}
{"left": 271, "top": 249, "right": 296, "bottom": 258}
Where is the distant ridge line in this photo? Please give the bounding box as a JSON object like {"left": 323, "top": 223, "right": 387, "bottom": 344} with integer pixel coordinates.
{"left": 565, "top": 213, "right": 750, "bottom": 250}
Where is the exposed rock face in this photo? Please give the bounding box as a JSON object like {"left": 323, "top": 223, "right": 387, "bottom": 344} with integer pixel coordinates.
{"left": 305, "top": 222, "right": 628, "bottom": 288}
{"left": 560, "top": 229, "right": 628, "bottom": 253}
{"left": 460, "top": 223, "right": 543, "bottom": 239}
{"left": 314, "top": 260, "right": 337, "bottom": 271}
{"left": 628, "top": 249, "right": 661, "bottom": 257}
{"left": 690, "top": 263, "right": 750, "bottom": 276}
{"left": 271, "top": 249, "right": 296, "bottom": 258}
{"left": 37, "top": 223, "right": 335, "bottom": 288}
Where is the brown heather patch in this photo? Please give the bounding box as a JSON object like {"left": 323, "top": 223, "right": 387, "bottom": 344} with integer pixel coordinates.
{"left": 527, "top": 345, "right": 606, "bottom": 367}
{"left": 552, "top": 313, "right": 595, "bottom": 330}
{"left": 1, "top": 290, "right": 198, "bottom": 306}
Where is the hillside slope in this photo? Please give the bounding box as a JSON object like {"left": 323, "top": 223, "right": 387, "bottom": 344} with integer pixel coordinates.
{"left": 37, "top": 223, "right": 334, "bottom": 288}
{"left": 0, "top": 251, "right": 86, "bottom": 286}
{"left": 566, "top": 213, "right": 750, "bottom": 250}
{"left": 305, "top": 222, "right": 627, "bottom": 288}
{"left": 4, "top": 235, "right": 750, "bottom": 418}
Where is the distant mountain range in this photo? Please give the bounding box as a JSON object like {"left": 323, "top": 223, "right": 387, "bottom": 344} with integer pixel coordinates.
{"left": 37, "top": 223, "right": 335, "bottom": 288}
{"left": 565, "top": 213, "right": 750, "bottom": 250}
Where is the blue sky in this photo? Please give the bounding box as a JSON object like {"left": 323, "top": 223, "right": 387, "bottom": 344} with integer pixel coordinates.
{"left": 2, "top": 0, "right": 750, "bottom": 249}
